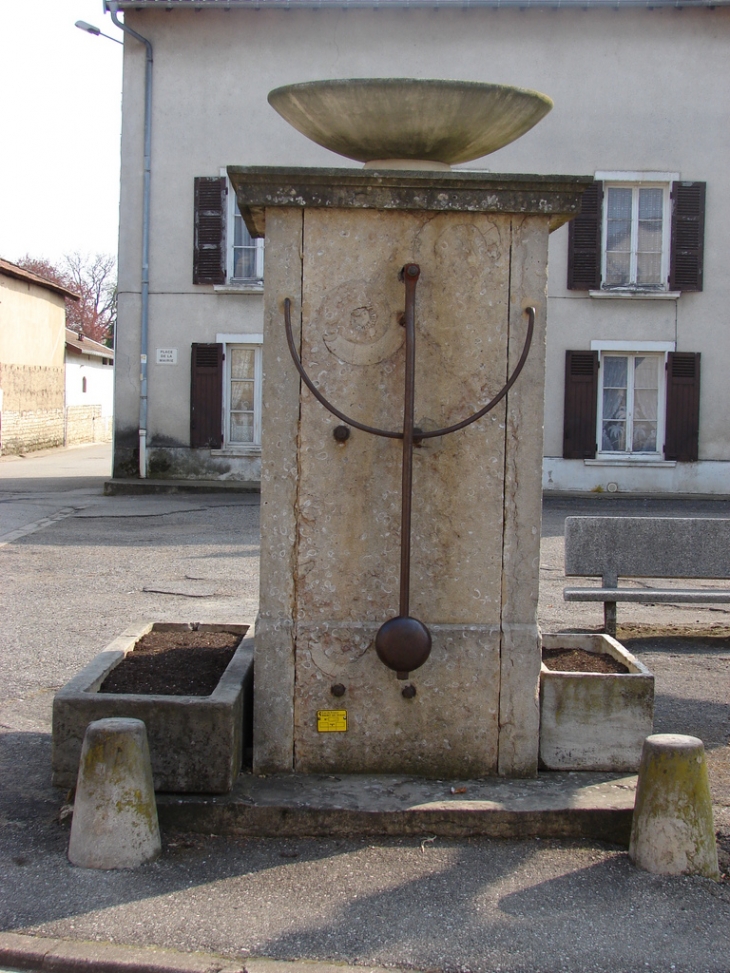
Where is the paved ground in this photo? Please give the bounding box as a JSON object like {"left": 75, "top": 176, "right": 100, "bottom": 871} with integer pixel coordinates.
{"left": 1, "top": 445, "right": 729, "bottom": 973}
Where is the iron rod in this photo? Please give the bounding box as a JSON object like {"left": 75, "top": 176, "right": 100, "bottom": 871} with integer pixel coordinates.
{"left": 399, "top": 264, "right": 420, "bottom": 617}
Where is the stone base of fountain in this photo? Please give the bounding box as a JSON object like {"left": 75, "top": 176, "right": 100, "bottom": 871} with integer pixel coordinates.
{"left": 155, "top": 768, "right": 636, "bottom": 845}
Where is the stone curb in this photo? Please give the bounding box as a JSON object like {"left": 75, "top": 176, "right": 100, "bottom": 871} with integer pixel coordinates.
{"left": 103, "top": 479, "right": 259, "bottom": 496}
{"left": 0, "top": 932, "right": 244, "bottom": 973}
{"left": 0, "top": 934, "right": 403, "bottom": 973}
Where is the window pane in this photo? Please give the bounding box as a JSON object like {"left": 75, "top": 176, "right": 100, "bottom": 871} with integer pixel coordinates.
{"left": 607, "top": 188, "right": 632, "bottom": 220}
{"left": 230, "top": 412, "right": 254, "bottom": 443}
{"left": 234, "top": 247, "right": 259, "bottom": 280}
{"left": 638, "top": 188, "right": 663, "bottom": 221}
{"left": 633, "top": 355, "right": 658, "bottom": 391}
{"left": 632, "top": 421, "right": 657, "bottom": 452}
{"left": 231, "top": 381, "right": 254, "bottom": 411}
{"left": 231, "top": 348, "right": 255, "bottom": 380}
{"left": 602, "top": 420, "right": 626, "bottom": 452}
{"left": 603, "top": 388, "right": 627, "bottom": 421}
{"left": 633, "top": 389, "right": 658, "bottom": 421}
{"left": 233, "top": 211, "right": 250, "bottom": 248}
{"left": 603, "top": 356, "right": 628, "bottom": 389}
{"left": 607, "top": 219, "right": 631, "bottom": 253}
{"left": 637, "top": 220, "right": 662, "bottom": 253}
{"left": 636, "top": 250, "right": 662, "bottom": 285}
{"left": 605, "top": 252, "right": 631, "bottom": 285}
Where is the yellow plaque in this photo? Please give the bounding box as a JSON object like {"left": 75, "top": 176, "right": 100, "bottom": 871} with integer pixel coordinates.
{"left": 317, "top": 709, "right": 348, "bottom": 732}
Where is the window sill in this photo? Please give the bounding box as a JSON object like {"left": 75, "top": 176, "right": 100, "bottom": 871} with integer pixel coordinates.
{"left": 589, "top": 289, "right": 680, "bottom": 301}
{"left": 213, "top": 283, "right": 264, "bottom": 295}
{"left": 585, "top": 457, "right": 676, "bottom": 468}
{"left": 211, "top": 446, "right": 262, "bottom": 457}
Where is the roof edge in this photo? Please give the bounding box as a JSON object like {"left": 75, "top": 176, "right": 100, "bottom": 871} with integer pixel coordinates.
{"left": 65, "top": 328, "right": 115, "bottom": 358}
{"left": 0, "top": 259, "right": 80, "bottom": 302}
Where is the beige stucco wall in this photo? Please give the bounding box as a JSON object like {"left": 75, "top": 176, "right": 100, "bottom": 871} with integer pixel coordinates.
{"left": 0, "top": 273, "right": 67, "bottom": 453}
{"left": 0, "top": 275, "right": 66, "bottom": 371}
{"left": 114, "top": 5, "right": 730, "bottom": 490}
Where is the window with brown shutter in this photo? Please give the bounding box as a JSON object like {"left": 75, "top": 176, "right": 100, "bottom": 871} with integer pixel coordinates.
{"left": 190, "top": 343, "right": 223, "bottom": 448}
{"left": 664, "top": 352, "right": 701, "bottom": 462}
{"left": 563, "top": 350, "right": 598, "bottom": 459}
{"left": 670, "top": 182, "right": 706, "bottom": 292}
{"left": 193, "top": 177, "right": 227, "bottom": 285}
{"left": 567, "top": 182, "right": 602, "bottom": 290}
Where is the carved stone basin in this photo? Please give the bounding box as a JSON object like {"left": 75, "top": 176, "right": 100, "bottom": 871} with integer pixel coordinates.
{"left": 267, "top": 78, "right": 552, "bottom": 170}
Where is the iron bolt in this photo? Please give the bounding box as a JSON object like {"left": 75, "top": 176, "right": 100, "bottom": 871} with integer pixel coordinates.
{"left": 333, "top": 425, "right": 350, "bottom": 443}
{"left": 331, "top": 683, "right": 346, "bottom": 697}
{"left": 401, "top": 684, "right": 417, "bottom": 699}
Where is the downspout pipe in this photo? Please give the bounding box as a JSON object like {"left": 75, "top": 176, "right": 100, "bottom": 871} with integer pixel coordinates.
{"left": 107, "top": 1, "right": 152, "bottom": 478}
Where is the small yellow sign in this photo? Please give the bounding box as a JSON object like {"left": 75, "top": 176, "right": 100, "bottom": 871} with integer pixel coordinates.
{"left": 317, "top": 709, "right": 348, "bottom": 732}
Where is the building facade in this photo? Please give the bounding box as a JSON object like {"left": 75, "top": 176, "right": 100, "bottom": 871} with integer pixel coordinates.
{"left": 0, "top": 260, "right": 77, "bottom": 454}
{"left": 64, "top": 330, "right": 115, "bottom": 446}
{"left": 108, "top": 0, "right": 730, "bottom": 494}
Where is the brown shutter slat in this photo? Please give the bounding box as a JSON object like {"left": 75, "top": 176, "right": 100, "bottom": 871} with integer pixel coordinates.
{"left": 567, "top": 182, "right": 603, "bottom": 290}
{"left": 193, "top": 177, "right": 227, "bottom": 285}
{"left": 190, "top": 343, "right": 223, "bottom": 448}
{"left": 664, "top": 352, "right": 700, "bottom": 462}
{"left": 563, "top": 350, "right": 598, "bottom": 459}
{"left": 669, "top": 182, "right": 705, "bottom": 292}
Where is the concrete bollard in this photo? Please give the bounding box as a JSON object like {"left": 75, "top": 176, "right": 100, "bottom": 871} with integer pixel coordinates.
{"left": 629, "top": 733, "right": 719, "bottom": 880}
{"left": 68, "top": 717, "right": 161, "bottom": 869}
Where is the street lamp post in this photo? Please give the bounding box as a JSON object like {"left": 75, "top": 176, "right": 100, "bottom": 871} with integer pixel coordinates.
{"left": 76, "top": 5, "right": 153, "bottom": 479}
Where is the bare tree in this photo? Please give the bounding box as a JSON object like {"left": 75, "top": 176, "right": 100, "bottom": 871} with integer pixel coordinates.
{"left": 16, "top": 252, "right": 117, "bottom": 347}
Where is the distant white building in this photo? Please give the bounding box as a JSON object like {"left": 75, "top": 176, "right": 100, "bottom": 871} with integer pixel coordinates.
{"left": 108, "top": 0, "right": 729, "bottom": 494}
{"left": 64, "top": 330, "right": 115, "bottom": 445}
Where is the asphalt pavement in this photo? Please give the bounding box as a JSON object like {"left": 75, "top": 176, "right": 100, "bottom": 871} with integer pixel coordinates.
{"left": 1, "top": 445, "right": 729, "bottom": 973}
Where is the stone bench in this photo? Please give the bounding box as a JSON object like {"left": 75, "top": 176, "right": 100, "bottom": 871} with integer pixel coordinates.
{"left": 563, "top": 516, "right": 730, "bottom": 636}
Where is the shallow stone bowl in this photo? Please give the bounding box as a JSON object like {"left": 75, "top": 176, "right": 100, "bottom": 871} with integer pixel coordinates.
{"left": 267, "top": 78, "right": 553, "bottom": 168}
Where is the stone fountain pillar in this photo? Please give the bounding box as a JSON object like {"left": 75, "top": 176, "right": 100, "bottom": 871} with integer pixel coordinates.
{"left": 229, "top": 166, "right": 588, "bottom": 778}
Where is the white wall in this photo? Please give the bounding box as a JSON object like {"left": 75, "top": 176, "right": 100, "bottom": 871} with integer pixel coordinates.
{"left": 115, "top": 5, "right": 730, "bottom": 489}
{"left": 66, "top": 355, "right": 114, "bottom": 416}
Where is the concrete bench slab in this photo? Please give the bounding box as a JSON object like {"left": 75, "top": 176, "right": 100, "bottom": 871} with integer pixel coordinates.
{"left": 563, "top": 517, "right": 730, "bottom": 634}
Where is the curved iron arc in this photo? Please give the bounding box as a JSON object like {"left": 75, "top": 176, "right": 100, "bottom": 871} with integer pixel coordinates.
{"left": 283, "top": 298, "right": 535, "bottom": 441}
{"left": 284, "top": 298, "right": 401, "bottom": 439}
{"left": 417, "top": 305, "right": 535, "bottom": 439}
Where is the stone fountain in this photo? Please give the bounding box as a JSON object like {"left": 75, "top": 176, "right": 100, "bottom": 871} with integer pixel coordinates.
{"left": 229, "top": 79, "right": 591, "bottom": 779}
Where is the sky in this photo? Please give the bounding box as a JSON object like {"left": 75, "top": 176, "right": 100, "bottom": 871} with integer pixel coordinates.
{"left": 0, "top": 0, "right": 124, "bottom": 267}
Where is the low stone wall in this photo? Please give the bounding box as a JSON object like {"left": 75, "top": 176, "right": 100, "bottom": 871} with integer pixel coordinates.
{"left": 65, "top": 405, "right": 113, "bottom": 446}
{"left": 0, "top": 409, "right": 65, "bottom": 454}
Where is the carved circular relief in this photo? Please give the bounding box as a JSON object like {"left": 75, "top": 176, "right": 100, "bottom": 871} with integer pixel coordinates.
{"left": 319, "top": 280, "right": 405, "bottom": 366}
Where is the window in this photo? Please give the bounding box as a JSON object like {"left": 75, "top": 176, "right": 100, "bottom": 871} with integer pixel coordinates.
{"left": 227, "top": 181, "right": 264, "bottom": 285}
{"left": 603, "top": 185, "right": 669, "bottom": 290}
{"left": 82, "top": 376, "right": 87, "bottom": 394}
{"left": 189, "top": 336, "right": 262, "bottom": 451}
{"left": 192, "top": 176, "right": 264, "bottom": 288}
{"left": 222, "top": 340, "right": 262, "bottom": 447}
{"left": 598, "top": 353, "right": 664, "bottom": 455}
{"left": 567, "top": 176, "right": 705, "bottom": 293}
{"left": 563, "top": 346, "right": 701, "bottom": 462}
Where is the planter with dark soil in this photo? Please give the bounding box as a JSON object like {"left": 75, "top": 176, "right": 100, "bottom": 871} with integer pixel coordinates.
{"left": 52, "top": 621, "right": 253, "bottom": 794}
{"left": 539, "top": 632, "right": 654, "bottom": 772}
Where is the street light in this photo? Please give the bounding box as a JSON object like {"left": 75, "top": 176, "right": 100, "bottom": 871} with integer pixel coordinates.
{"left": 77, "top": 3, "right": 153, "bottom": 479}
{"left": 74, "top": 20, "right": 123, "bottom": 44}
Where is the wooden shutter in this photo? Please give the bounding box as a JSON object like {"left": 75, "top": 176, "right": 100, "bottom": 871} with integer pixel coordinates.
{"left": 664, "top": 352, "right": 700, "bottom": 462}
{"left": 567, "top": 182, "right": 603, "bottom": 290}
{"left": 193, "top": 177, "right": 227, "bottom": 285}
{"left": 563, "top": 350, "right": 598, "bottom": 459}
{"left": 190, "top": 343, "right": 223, "bottom": 448}
{"left": 669, "top": 182, "right": 705, "bottom": 292}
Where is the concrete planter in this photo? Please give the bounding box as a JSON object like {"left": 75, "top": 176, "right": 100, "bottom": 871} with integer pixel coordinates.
{"left": 539, "top": 633, "right": 654, "bottom": 772}
{"left": 52, "top": 622, "right": 254, "bottom": 794}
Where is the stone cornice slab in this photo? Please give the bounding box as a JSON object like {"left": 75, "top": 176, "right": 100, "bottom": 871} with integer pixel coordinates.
{"left": 227, "top": 166, "right": 593, "bottom": 237}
